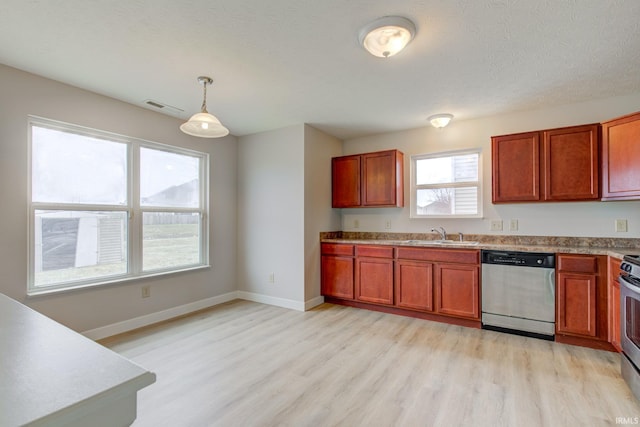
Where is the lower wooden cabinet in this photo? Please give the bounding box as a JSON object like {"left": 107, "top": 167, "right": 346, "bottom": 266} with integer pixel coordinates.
{"left": 435, "top": 263, "right": 479, "bottom": 319}
{"left": 321, "top": 243, "right": 354, "bottom": 300}
{"left": 322, "top": 243, "right": 480, "bottom": 323}
{"left": 556, "top": 271, "right": 598, "bottom": 336}
{"left": 555, "top": 254, "right": 608, "bottom": 344}
{"left": 355, "top": 249, "right": 394, "bottom": 305}
{"left": 395, "top": 260, "right": 433, "bottom": 311}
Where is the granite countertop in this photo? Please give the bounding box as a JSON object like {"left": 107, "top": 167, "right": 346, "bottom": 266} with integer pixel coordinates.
{"left": 320, "top": 232, "right": 640, "bottom": 259}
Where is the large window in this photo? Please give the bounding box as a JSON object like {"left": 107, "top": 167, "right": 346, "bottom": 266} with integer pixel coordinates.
{"left": 28, "top": 117, "right": 208, "bottom": 294}
{"left": 410, "top": 149, "right": 482, "bottom": 218}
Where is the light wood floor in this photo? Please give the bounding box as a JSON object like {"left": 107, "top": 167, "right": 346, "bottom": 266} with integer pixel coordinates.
{"left": 102, "top": 300, "right": 640, "bottom": 427}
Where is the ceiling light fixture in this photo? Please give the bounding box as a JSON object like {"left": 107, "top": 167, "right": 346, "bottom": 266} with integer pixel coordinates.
{"left": 359, "top": 16, "right": 416, "bottom": 58}
{"left": 428, "top": 113, "right": 454, "bottom": 128}
{"left": 180, "top": 76, "right": 229, "bottom": 138}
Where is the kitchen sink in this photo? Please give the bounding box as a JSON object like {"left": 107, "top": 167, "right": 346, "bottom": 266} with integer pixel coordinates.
{"left": 401, "top": 239, "right": 479, "bottom": 246}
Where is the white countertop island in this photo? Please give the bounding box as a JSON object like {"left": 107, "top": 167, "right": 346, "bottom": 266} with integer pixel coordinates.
{"left": 0, "top": 293, "right": 155, "bottom": 427}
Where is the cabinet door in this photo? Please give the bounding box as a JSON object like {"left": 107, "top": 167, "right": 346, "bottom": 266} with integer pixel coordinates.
{"left": 355, "top": 257, "right": 394, "bottom": 305}
{"left": 321, "top": 255, "right": 354, "bottom": 299}
{"left": 602, "top": 111, "right": 640, "bottom": 200}
{"left": 491, "top": 132, "right": 540, "bottom": 202}
{"left": 362, "top": 150, "right": 404, "bottom": 207}
{"left": 395, "top": 260, "right": 433, "bottom": 311}
{"left": 556, "top": 272, "right": 597, "bottom": 337}
{"left": 332, "top": 155, "right": 361, "bottom": 208}
{"left": 543, "top": 124, "right": 600, "bottom": 201}
{"left": 435, "top": 264, "right": 479, "bottom": 319}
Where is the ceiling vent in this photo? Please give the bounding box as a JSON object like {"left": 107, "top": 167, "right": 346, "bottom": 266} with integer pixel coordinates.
{"left": 143, "top": 99, "right": 184, "bottom": 114}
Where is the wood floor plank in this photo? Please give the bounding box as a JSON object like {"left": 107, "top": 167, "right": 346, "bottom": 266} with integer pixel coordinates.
{"left": 102, "top": 300, "right": 640, "bottom": 426}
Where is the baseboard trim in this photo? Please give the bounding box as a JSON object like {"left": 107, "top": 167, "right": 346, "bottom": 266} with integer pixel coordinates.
{"left": 305, "top": 296, "right": 325, "bottom": 310}
{"left": 82, "top": 291, "right": 239, "bottom": 340}
{"left": 84, "top": 291, "right": 325, "bottom": 340}
{"left": 237, "top": 291, "right": 305, "bottom": 311}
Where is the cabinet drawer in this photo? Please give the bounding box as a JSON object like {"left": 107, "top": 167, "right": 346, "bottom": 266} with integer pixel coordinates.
{"left": 356, "top": 245, "right": 394, "bottom": 258}
{"left": 321, "top": 243, "right": 354, "bottom": 256}
{"left": 396, "top": 247, "right": 479, "bottom": 264}
{"left": 557, "top": 254, "right": 598, "bottom": 273}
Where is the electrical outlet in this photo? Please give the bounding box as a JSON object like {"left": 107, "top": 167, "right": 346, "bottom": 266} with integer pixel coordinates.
{"left": 141, "top": 286, "right": 151, "bottom": 298}
{"left": 353, "top": 219, "right": 360, "bottom": 229}
{"left": 385, "top": 220, "right": 391, "bottom": 229}
{"left": 615, "top": 219, "right": 628, "bottom": 232}
{"left": 269, "top": 273, "right": 275, "bottom": 283}
{"left": 490, "top": 220, "right": 503, "bottom": 231}
{"left": 509, "top": 219, "right": 519, "bottom": 232}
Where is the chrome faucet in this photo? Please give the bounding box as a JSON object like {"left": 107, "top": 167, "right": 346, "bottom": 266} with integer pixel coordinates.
{"left": 431, "top": 226, "right": 447, "bottom": 240}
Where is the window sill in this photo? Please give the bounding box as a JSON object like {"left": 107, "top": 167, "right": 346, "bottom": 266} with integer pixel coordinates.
{"left": 26, "top": 265, "right": 211, "bottom": 298}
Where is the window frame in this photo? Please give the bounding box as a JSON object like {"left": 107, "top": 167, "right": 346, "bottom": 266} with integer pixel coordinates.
{"left": 27, "top": 116, "right": 209, "bottom": 296}
{"left": 410, "top": 148, "right": 483, "bottom": 219}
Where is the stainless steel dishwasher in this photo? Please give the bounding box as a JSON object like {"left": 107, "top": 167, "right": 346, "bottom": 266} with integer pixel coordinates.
{"left": 481, "top": 250, "right": 556, "bottom": 339}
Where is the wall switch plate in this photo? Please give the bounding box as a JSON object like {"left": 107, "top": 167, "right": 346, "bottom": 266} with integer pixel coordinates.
{"left": 353, "top": 219, "right": 360, "bottom": 229}
{"left": 269, "top": 273, "right": 275, "bottom": 283}
{"left": 509, "top": 219, "right": 519, "bottom": 231}
{"left": 490, "top": 220, "right": 503, "bottom": 231}
{"left": 141, "top": 286, "right": 151, "bottom": 298}
{"left": 385, "top": 220, "right": 391, "bottom": 229}
{"left": 615, "top": 219, "right": 628, "bottom": 232}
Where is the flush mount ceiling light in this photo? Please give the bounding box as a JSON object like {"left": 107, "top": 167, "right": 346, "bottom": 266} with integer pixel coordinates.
{"left": 358, "top": 16, "right": 416, "bottom": 58}
{"left": 428, "top": 113, "right": 454, "bottom": 128}
{"left": 180, "top": 76, "right": 229, "bottom": 138}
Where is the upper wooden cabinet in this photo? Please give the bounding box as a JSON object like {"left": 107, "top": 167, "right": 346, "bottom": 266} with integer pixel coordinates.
{"left": 492, "top": 124, "right": 600, "bottom": 203}
{"left": 601, "top": 111, "right": 640, "bottom": 201}
{"left": 491, "top": 132, "right": 540, "bottom": 202}
{"left": 332, "top": 150, "right": 404, "bottom": 208}
{"left": 543, "top": 125, "right": 600, "bottom": 201}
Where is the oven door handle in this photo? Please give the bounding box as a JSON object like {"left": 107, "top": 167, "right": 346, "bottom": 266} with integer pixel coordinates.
{"left": 620, "top": 275, "right": 640, "bottom": 294}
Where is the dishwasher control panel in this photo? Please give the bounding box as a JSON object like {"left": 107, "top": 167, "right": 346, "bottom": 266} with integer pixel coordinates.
{"left": 481, "top": 250, "right": 555, "bottom": 268}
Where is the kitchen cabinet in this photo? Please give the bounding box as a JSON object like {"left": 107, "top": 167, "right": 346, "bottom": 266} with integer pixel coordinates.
{"left": 491, "top": 131, "right": 540, "bottom": 202}
{"left": 491, "top": 124, "right": 600, "bottom": 203}
{"left": 608, "top": 257, "right": 622, "bottom": 352}
{"left": 321, "top": 243, "right": 355, "bottom": 299}
{"left": 395, "top": 259, "right": 433, "bottom": 311}
{"left": 396, "top": 247, "right": 480, "bottom": 321}
{"left": 355, "top": 245, "right": 394, "bottom": 305}
{"left": 332, "top": 149, "right": 404, "bottom": 208}
{"left": 556, "top": 254, "right": 608, "bottom": 343}
{"left": 601, "top": 111, "right": 640, "bottom": 200}
{"left": 321, "top": 242, "right": 480, "bottom": 324}
{"left": 436, "top": 263, "right": 480, "bottom": 319}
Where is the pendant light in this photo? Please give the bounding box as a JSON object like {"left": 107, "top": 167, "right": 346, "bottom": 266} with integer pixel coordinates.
{"left": 180, "top": 76, "right": 229, "bottom": 138}
{"left": 359, "top": 16, "right": 416, "bottom": 58}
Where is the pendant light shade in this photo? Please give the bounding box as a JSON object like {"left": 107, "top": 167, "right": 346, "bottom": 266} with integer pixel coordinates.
{"left": 180, "top": 76, "right": 229, "bottom": 138}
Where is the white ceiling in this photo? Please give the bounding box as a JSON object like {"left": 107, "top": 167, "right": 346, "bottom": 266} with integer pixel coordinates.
{"left": 1, "top": 1, "right": 640, "bottom": 139}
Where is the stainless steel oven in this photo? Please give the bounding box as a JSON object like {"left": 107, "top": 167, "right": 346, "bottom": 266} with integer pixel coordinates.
{"left": 620, "top": 255, "right": 640, "bottom": 401}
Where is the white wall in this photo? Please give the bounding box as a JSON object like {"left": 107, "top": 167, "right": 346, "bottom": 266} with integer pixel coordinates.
{"left": 237, "top": 125, "right": 306, "bottom": 306}
{"left": 237, "top": 124, "right": 342, "bottom": 309}
{"left": 342, "top": 93, "right": 640, "bottom": 238}
{"left": 303, "top": 125, "right": 342, "bottom": 304}
{"left": 0, "top": 64, "right": 238, "bottom": 332}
